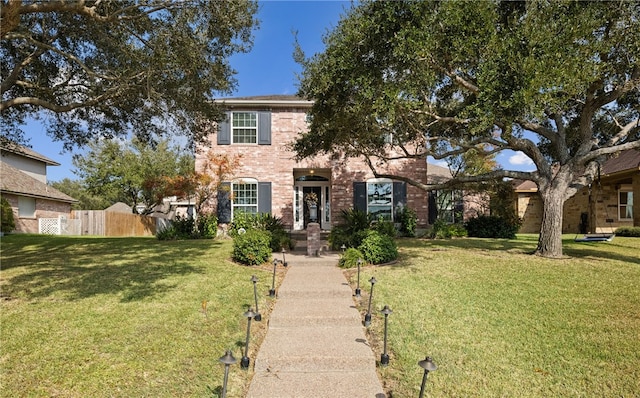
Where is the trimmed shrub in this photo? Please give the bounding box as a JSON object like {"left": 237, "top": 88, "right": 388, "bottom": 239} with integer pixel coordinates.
{"left": 615, "top": 226, "right": 640, "bottom": 237}
{"left": 358, "top": 230, "right": 398, "bottom": 264}
{"left": 398, "top": 206, "right": 417, "bottom": 237}
{"left": 328, "top": 209, "right": 372, "bottom": 250}
{"left": 465, "top": 215, "right": 520, "bottom": 239}
{"left": 428, "top": 220, "right": 467, "bottom": 239}
{"left": 374, "top": 218, "right": 397, "bottom": 238}
{"left": 232, "top": 229, "right": 271, "bottom": 265}
{"left": 338, "top": 247, "right": 365, "bottom": 269}
{"left": 156, "top": 223, "right": 179, "bottom": 240}
{"left": 1, "top": 197, "right": 15, "bottom": 234}
{"left": 196, "top": 213, "right": 218, "bottom": 239}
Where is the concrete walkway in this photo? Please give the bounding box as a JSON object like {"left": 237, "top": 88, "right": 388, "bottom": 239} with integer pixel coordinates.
{"left": 246, "top": 253, "right": 386, "bottom": 398}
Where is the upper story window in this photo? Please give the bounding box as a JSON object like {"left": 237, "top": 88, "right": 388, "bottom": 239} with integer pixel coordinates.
{"left": 217, "top": 111, "right": 271, "bottom": 146}
{"left": 232, "top": 112, "right": 258, "bottom": 144}
{"left": 367, "top": 178, "right": 393, "bottom": 221}
{"left": 618, "top": 187, "right": 633, "bottom": 220}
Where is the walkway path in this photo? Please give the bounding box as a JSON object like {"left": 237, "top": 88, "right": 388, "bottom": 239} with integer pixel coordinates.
{"left": 246, "top": 253, "right": 386, "bottom": 398}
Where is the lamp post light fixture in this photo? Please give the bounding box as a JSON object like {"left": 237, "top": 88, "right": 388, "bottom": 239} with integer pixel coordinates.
{"left": 240, "top": 308, "right": 256, "bottom": 369}
{"left": 418, "top": 356, "right": 437, "bottom": 398}
{"left": 364, "top": 276, "right": 377, "bottom": 326}
{"left": 250, "top": 275, "right": 261, "bottom": 321}
{"left": 269, "top": 259, "right": 279, "bottom": 297}
{"left": 380, "top": 305, "right": 393, "bottom": 366}
{"left": 218, "top": 350, "right": 237, "bottom": 398}
{"left": 341, "top": 244, "right": 346, "bottom": 253}
{"left": 354, "top": 258, "right": 363, "bottom": 297}
{"left": 281, "top": 248, "right": 288, "bottom": 267}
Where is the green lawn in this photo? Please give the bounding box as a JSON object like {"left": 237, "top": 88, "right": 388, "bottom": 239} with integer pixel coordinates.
{"left": 349, "top": 235, "right": 640, "bottom": 397}
{"left": 2, "top": 235, "right": 639, "bottom": 397}
{"left": 0, "top": 235, "right": 279, "bottom": 398}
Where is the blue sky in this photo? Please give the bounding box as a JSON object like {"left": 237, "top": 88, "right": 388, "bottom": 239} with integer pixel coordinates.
{"left": 24, "top": 0, "right": 533, "bottom": 182}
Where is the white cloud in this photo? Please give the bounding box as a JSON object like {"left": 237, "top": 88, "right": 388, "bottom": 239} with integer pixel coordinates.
{"left": 509, "top": 151, "right": 534, "bottom": 166}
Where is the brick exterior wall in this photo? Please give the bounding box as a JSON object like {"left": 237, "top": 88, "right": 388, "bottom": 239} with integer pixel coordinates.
{"left": 196, "top": 105, "right": 428, "bottom": 230}
{"left": 3, "top": 193, "right": 73, "bottom": 234}
{"left": 516, "top": 170, "right": 639, "bottom": 234}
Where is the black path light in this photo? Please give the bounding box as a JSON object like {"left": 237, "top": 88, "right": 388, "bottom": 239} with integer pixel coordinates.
{"left": 218, "top": 350, "right": 236, "bottom": 398}
{"left": 269, "top": 259, "right": 279, "bottom": 297}
{"left": 281, "top": 248, "right": 288, "bottom": 267}
{"left": 418, "top": 356, "right": 437, "bottom": 398}
{"left": 240, "top": 308, "right": 256, "bottom": 369}
{"left": 364, "top": 276, "right": 377, "bottom": 326}
{"left": 250, "top": 275, "right": 261, "bottom": 321}
{"left": 380, "top": 305, "right": 393, "bottom": 366}
{"left": 354, "top": 258, "right": 363, "bottom": 297}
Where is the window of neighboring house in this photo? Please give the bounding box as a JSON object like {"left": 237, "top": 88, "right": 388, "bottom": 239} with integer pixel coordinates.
{"left": 18, "top": 196, "right": 36, "bottom": 218}
{"left": 232, "top": 112, "right": 257, "bottom": 144}
{"left": 367, "top": 178, "right": 393, "bottom": 221}
{"left": 232, "top": 179, "right": 258, "bottom": 217}
{"left": 436, "top": 190, "right": 463, "bottom": 224}
{"left": 619, "top": 189, "right": 633, "bottom": 220}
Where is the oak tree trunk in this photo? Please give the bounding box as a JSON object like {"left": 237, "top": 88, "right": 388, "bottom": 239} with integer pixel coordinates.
{"left": 535, "top": 187, "right": 566, "bottom": 258}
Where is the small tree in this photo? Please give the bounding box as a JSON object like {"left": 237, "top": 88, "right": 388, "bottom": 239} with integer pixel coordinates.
{"left": 1, "top": 197, "right": 15, "bottom": 234}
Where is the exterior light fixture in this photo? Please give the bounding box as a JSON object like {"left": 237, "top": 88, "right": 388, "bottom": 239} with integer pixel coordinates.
{"left": 418, "top": 356, "right": 437, "bottom": 398}
{"left": 364, "top": 276, "right": 377, "bottom": 326}
{"left": 218, "top": 350, "right": 237, "bottom": 398}
{"left": 269, "top": 259, "right": 279, "bottom": 297}
{"left": 354, "top": 258, "right": 363, "bottom": 297}
{"left": 281, "top": 248, "right": 288, "bottom": 267}
{"left": 380, "top": 305, "right": 393, "bottom": 366}
{"left": 240, "top": 308, "right": 256, "bottom": 369}
{"left": 250, "top": 275, "right": 261, "bottom": 321}
{"left": 341, "top": 244, "right": 346, "bottom": 253}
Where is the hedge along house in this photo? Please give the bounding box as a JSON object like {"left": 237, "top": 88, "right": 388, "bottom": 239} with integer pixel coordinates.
{"left": 195, "top": 95, "right": 430, "bottom": 231}
{"left": 515, "top": 149, "right": 640, "bottom": 234}
{"left": 1, "top": 144, "right": 77, "bottom": 234}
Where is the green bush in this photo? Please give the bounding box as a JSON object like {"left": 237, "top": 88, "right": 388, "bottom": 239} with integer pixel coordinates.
{"left": 156, "top": 223, "right": 179, "bottom": 240}
{"left": 328, "top": 209, "right": 372, "bottom": 250}
{"left": 232, "top": 229, "right": 272, "bottom": 265}
{"left": 1, "top": 197, "right": 15, "bottom": 234}
{"left": 615, "top": 226, "right": 640, "bottom": 237}
{"left": 229, "top": 213, "right": 291, "bottom": 251}
{"left": 358, "top": 230, "right": 398, "bottom": 264}
{"left": 196, "top": 213, "right": 217, "bottom": 239}
{"left": 397, "top": 206, "right": 417, "bottom": 237}
{"left": 464, "top": 215, "right": 520, "bottom": 239}
{"left": 374, "top": 218, "right": 397, "bottom": 238}
{"left": 339, "top": 247, "right": 365, "bottom": 268}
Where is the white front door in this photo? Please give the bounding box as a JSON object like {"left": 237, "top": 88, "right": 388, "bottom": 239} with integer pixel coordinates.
{"left": 293, "top": 182, "right": 330, "bottom": 230}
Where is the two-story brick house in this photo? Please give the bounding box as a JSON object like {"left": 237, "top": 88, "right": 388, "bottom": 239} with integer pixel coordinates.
{"left": 1, "top": 144, "right": 77, "bottom": 234}
{"left": 196, "top": 95, "right": 430, "bottom": 231}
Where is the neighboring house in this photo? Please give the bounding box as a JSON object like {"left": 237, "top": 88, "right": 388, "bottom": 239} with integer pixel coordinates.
{"left": 196, "top": 95, "right": 430, "bottom": 231}
{"left": 1, "top": 144, "right": 78, "bottom": 234}
{"left": 514, "top": 149, "right": 640, "bottom": 234}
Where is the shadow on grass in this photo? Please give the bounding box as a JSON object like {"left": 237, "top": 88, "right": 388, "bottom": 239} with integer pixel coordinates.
{"left": 1, "top": 235, "right": 227, "bottom": 301}
{"left": 396, "top": 235, "right": 640, "bottom": 265}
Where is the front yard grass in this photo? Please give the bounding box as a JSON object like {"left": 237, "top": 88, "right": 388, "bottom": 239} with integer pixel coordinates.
{"left": 351, "top": 234, "right": 640, "bottom": 397}
{"left": 0, "top": 235, "right": 278, "bottom": 398}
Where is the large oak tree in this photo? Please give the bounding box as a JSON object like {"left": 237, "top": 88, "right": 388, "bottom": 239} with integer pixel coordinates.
{"left": 295, "top": 0, "right": 640, "bottom": 258}
{"left": 1, "top": 0, "right": 257, "bottom": 148}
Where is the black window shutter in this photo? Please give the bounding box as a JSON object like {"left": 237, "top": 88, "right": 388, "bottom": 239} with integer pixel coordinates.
{"left": 353, "top": 182, "right": 367, "bottom": 212}
{"left": 393, "top": 182, "right": 406, "bottom": 207}
{"left": 217, "top": 182, "right": 232, "bottom": 223}
{"left": 428, "top": 191, "right": 438, "bottom": 224}
{"left": 217, "top": 113, "right": 231, "bottom": 145}
{"left": 258, "top": 182, "right": 272, "bottom": 214}
{"left": 258, "top": 111, "right": 271, "bottom": 145}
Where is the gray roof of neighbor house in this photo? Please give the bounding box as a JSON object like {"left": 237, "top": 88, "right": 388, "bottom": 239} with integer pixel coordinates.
{"left": 602, "top": 149, "right": 640, "bottom": 176}
{"left": 0, "top": 161, "right": 77, "bottom": 203}
{"left": 426, "top": 162, "right": 453, "bottom": 185}
{"left": 1, "top": 144, "right": 60, "bottom": 166}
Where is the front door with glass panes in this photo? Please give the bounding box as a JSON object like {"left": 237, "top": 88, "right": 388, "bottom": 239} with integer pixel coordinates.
{"left": 293, "top": 176, "right": 331, "bottom": 230}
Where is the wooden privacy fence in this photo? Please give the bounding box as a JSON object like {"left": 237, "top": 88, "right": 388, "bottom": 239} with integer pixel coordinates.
{"left": 71, "top": 210, "right": 157, "bottom": 237}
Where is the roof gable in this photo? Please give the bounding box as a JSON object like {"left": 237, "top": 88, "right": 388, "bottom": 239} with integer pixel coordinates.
{"left": 0, "top": 161, "right": 77, "bottom": 203}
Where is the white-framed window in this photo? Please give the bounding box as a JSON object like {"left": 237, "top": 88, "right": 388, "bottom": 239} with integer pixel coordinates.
{"left": 18, "top": 196, "right": 36, "bottom": 218}
{"left": 437, "top": 190, "right": 463, "bottom": 224}
{"left": 618, "top": 188, "right": 633, "bottom": 220}
{"left": 232, "top": 178, "right": 258, "bottom": 217}
{"left": 232, "top": 112, "right": 257, "bottom": 144}
{"left": 367, "top": 178, "right": 393, "bottom": 221}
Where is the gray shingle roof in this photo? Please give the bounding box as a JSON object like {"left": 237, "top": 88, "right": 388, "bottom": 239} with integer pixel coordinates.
{"left": 0, "top": 161, "right": 77, "bottom": 203}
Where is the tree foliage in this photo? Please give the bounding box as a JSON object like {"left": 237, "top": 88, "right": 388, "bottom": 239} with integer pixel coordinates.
{"left": 50, "top": 178, "right": 113, "bottom": 210}
{"left": 295, "top": 0, "right": 640, "bottom": 257}
{"left": 72, "top": 138, "right": 194, "bottom": 214}
{"left": 1, "top": 0, "right": 258, "bottom": 149}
